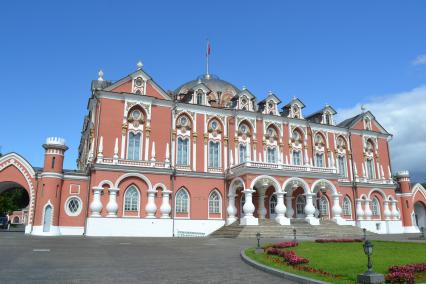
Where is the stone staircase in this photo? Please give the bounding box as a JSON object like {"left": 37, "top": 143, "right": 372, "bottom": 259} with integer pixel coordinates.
{"left": 210, "top": 219, "right": 376, "bottom": 239}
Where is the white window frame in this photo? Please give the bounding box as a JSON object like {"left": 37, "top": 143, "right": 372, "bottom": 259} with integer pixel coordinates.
{"left": 338, "top": 155, "right": 347, "bottom": 178}
{"left": 372, "top": 197, "right": 381, "bottom": 218}
{"left": 208, "top": 190, "right": 222, "bottom": 218}
{"left": 366, "top": 159, "right": 375, "bottom": 179}
{"left": 315, "top": 153, "right": 325, "bottom": 167}
{"left": 292, "top": 150, "right": 302, "bottom": 166}
{"left": 208, "top": 140, "right": 221, "bottom": 168}
{"left": 239, "top": 144, "right": 247, "bottom": 163}
{"left": 64, "top": 196, "right": 83, "bottom": 217}
{"left": 127, "top": 131, "right": 142, "bottom": 160}
{"left": 123, "top": 185, "right": 140, "bottom": 216}
{"left": 342, "top": 196, "right": 352, "bottom": 218}
{"left": 267, "top": 147, "right": 277, "bottom": 164}
{"left": 319, "top": 196, "right": 330, "bottom": 218}
{"left": 175, "top": 188, "right": 190, "bottom": 218}
{"left": 176, "top": 137, "right": 190, "bottom": 166}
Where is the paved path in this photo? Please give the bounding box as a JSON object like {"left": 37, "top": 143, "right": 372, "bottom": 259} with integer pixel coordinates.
{"left": 0, "top": 232, "right": 293, "bottom": 284}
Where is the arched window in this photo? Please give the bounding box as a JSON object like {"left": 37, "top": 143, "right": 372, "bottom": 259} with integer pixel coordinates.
{"left": 343, "top": 196, "right": 352, "bottom": 217}
{"left": 239, "top": 144, "right": 247, "bottom": 163}
{"left": 208, "top": 141, "right": 220, "bottom": 168}
{"left": 176, "top": 189, "right": 189, "bottom": 213}
{"left": 208, "top": 191, "right": 221, "bottom": 214}
{"left": 372, "top": 197, "right": 380, "bottom": 217}
{"left": 338, "top": 156, "right": 347, "bottom": 177}
{"left": 325, "top": 113, "right": 331, "bottom": 125}
{"left": 177, "top": 137, "right": 189, "bottom": 165}
{"left": 267, "top": 147, "right": 277, "bottom": 163}
{"left": 319, "top": 196, "right": 329, "bottom": 217}
{"left": 296, "top": 195, "right": 305, "bottom": 215}
{"left": 315, "top": 153, "right": 324, "bottom": 167}
{"left": 270, "top": 195, "right": 277, "bottom": 216}
{"left": 292, "top": 151, "right": 302, "bottom": 165}
{"left": 366, "top": 159, "right": 375, "bottom": 179}
{"left": 124, "top": 186, "right": 139, "bottom": 211}
{"left": 127, "top": 132, "right": 141, "bottom": 160}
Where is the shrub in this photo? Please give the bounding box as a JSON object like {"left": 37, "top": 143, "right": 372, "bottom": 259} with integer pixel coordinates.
{"left": 385, "top": 263, "right": 426, "bottom": 283}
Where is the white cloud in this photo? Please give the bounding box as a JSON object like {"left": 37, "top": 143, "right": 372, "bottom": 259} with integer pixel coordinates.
{"left": 412, "top": 54, "right": 426, "bottom": 66}
{"left": 336, "top": 86, "right": 426, "bottom": 180}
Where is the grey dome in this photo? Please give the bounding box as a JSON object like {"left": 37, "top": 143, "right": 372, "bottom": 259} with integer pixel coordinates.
{"left": 175, "top": 74, "right": 240, "bottom": 98}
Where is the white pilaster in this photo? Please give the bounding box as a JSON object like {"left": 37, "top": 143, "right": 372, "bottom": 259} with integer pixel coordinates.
{"left": 275, "top": 191, "right": 290, "bottom": 225}
{"left": 304, "top": 193, "right": 319, "bottom": 225}
{"left": 226, "top": 193, "right": 237, "bottom": 225}
{"left": 160, "top": 189, "right": 172, "bottom": 218}
{"left": 106, "top": 188, "right": 119, "bottom": 217}
{"left": 96, "top": 136, "right": 103, "bottom": 163}
{"left": 285, "top": 196, "right": 294, "bottom": 218}
{"left": 383, "top": 200, "right": 392, "bottom": 220}
{"left": 364, "top": 199, "right": 372, "bottom": 220}
{"left": 144, "top": 136, "right": 150, "bottom": 160}
{"left": 165, "top": 143, "right": 170, "bottom": 168}
{"left": 90, "top": 187, "right": 103, "bottom": 217}
{"left": 145, "top": 189, "right": 157, "bottom": 218}
{"left": 356, "top": 199, "right": 364, "bottom": 220}
{"left": 240, "top": 189, "right": 258, "bottom": 225}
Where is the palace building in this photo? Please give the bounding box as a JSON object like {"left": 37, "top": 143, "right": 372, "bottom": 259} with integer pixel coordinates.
{"left": 1, "top": 62, "right": 425, "bottom": 237}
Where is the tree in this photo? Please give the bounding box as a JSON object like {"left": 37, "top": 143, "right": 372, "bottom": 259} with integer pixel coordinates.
{"left": 0, "top": 188, "right": 29, "bottom": 214}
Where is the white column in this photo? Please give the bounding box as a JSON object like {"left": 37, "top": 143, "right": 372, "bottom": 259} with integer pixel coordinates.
{"left": 257, "top": 195, "right": 267, "bottom": 220}
{"left": 165, "top": 143, "right": 170, "bottom": 168}
{"left": 226, "top": 193, "right": 237, "bottom": 225}
{"left": 275, "top": 191, "right": 290, "bottom": 225}
{"left": 204, "top": 141, "right": 208, "bottom": 171}
{"left": 90, "top": 187, "right": 103, "bottom": 217}
{"left": 106, "top": 188, "right": 119, "bottom": 217}
{"left": 356, "top": 199, "right": 364, "bottom": 220}
{"left": 304, "top": 193, "right": 319, "bottom": 225}
{"left": 383, "top": 200, "right": 392, "bottom": 220}
{"left": 224, "top": 142, "right": 228, "bottom": 170}
{"left": 331, "top": 194, "right": 344, "bottom": 224}
{"left": 364, "top": 199, "right": 372, "bottom": 220}
{"left": 144, "top": 136, "right": 150, "bottom": 160}
{"left": 145, "top": 189, "right": 157, "bottom": 218}
{"left": 240, "top": 189, "right": 258, "bottom": 225}
{"left": 160, "top": 189, "right": 172, "bottom": 218}
{"left": 113, "top": 138, "right": 119, "bottom": 164}
{"left": 96, "top": 136, "right": 103, "bottom": 163}
{"left": 391, "top": 200, "right": 399, "bottom": 220}
{"left": 285, "top": 196, "right": 294, "bottom": 218}
{"left": 120, "top": 133, "right": 126, "bottom": 159}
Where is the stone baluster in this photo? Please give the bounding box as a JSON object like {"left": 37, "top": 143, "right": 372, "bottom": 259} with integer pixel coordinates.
{"left": 331, "top": 194, "right": 343, "bottom": 223}
{"left": 226, "top": 193, "right": 237, "bottom": 225}
{"left": 106, "top": 188, "right": 119, "bottom": 217}
{"left": 383, "top": 200, "right": 392, "bottom": 220}
{"left": 390, "top": 200, "right": 399, "bottom": 220}
{"left": 285, "top": 196, "right": 294, "bottom": 218}
{"left": 304, "top": 193, "right": 319, "bottom": 225}
{"left": 275, "top": 191, "right": 290, "bottom": 225}
{"left": 356, "top": 199, "right": 364, "bottom": 220}
{"left": 240, "top": 189, "right": 258, "bottom": 225}
{"left": 160, "top": 189, "right": 172, "bottom": 218}
{"left": 90, "top": 187, "right": 103, "bottom": 217}
{"left": 145, "top": 189, "right": 157, "bottom": 218}
{"left": 113, "top": 138, "right": 119, "bottom": 164}
{"left": 364, "top": 199, "right": 373, "bottom": 220}
{"left": 257, "top": 195, "right": 267, "bottom": 220}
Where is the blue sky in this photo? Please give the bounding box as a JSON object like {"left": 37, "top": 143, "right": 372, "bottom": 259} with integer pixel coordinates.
{"left": 1, "top": 1, "right": 425, "bottom": 181}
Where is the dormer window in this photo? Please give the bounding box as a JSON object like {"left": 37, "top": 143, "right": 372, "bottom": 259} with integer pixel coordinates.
{"left": 324, "top": 112, "right": 332, "bottom": 125}
{"left": 268, "top": 102, "right": 273, "bottom": 108}
{"left": 292, "top": 105, "right": 300, "bottom": 118}
{"left": 196, "top": 90, "right": 203, "bottom": 105}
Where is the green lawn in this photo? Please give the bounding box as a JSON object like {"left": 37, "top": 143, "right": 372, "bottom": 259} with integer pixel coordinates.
{"left": 246, "top": 241, "right": 426, "bottom": 283}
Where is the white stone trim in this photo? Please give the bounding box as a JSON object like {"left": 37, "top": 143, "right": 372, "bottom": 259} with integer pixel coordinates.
{"left": 114, "top": 173, "right": 152, "bottom": 190}
{"left": 64, "top": 196, "right": 83, "bottom": 217}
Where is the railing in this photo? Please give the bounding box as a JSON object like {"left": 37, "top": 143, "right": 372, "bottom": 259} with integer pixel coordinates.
{"left": 230, "top": 161, "right": 337, "bottom": 174}
{"left": 176, "top": 230, "right": 205, "bottom": 237}
{"left": 98, "top": 157, "right": 168, "bottom": 169}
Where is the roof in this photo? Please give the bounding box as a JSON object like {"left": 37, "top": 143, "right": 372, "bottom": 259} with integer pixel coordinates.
{"left": 337, "top": 113, "right": 364, "bottom": 128}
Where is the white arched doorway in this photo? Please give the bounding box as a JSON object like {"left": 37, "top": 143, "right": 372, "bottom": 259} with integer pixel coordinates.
{"left": 414, "top": 201, "right": 426, "bottom": 229}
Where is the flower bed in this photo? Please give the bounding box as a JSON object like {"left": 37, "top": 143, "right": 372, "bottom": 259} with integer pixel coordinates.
{"left": 265, "top": 242, "right": 309, "bottom": 266}
{"left": 385, "top": 263, "right": 426, "bottom": 283}
{"left": 315, "top": 238, "right": 363, "bottom": 243}
{"left": 271, "top": 241, "right": 299, "bottom": 248}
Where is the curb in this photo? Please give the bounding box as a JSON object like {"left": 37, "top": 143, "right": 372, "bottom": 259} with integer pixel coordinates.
{"left": 240, "top": 249, "right": 330, "bottom": 284}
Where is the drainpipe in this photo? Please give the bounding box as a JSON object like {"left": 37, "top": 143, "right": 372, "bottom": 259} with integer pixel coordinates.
{"left": 348, "top": 130, "right": 358, "bottom": 220}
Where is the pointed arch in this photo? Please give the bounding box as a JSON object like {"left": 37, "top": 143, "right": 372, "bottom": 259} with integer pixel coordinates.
{"left": 123, "top": 185, "right": 140, "bottom": 216}
{"left": 175, "top": 187, "right": 190, "bottom": 218}
{"left": 342, "top": 195, "right": 353, "bottom": 218}
{"left": 208, "top": 189, "right": 222, "bottom": 217}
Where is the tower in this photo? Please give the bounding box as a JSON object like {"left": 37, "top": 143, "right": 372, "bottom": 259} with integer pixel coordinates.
{"left": 34, "top": 137, "right": 68, "bottom": 235}
{"left": 396, "top": 170, "right": 416, "bottom": 232}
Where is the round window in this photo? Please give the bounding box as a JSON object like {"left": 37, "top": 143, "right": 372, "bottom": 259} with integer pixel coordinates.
{"left": 241, "top": 98, "right": 247, "bottom": 104}
{"left": 211, "top": 121, "right": 218, "bottom": 130}
{"left": 292, "top": 131, "right": 300, "bottom": 141}
{"left": 268, "top": 102, "right": 274, "bottom": 108}
{"left": 65, "top": 197, "right": 82, "bottom": 216}
{"left": 180, "top": 116, "right": 188, "bottom": 126}
{"left": 239, "top": 124, "right": 247, "bottom": 133}
{"left": 135, "top": 77, "right": 143, "bottom": 87}
{"left": 268, "top": 128, "right": 274, "bottom": 136}
{"left": 132, "top": 110, "right": 141, "bottom": 120}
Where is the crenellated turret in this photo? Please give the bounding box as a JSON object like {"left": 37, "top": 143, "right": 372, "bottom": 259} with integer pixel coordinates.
{"left": 42, "top": 137, "right": 68, "bottom": 173}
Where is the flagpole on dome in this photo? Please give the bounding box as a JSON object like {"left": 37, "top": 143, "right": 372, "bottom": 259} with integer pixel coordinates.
{"left": 206, "top": 39, "right": 211, "bottom": 79}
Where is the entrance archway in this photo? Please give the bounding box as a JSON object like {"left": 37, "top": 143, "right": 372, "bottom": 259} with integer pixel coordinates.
{"left": 0, "top": 182, "right": 30, "bottom": 231}
{"left": 414, "top": 201, "right": 426, "bottom": 229}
